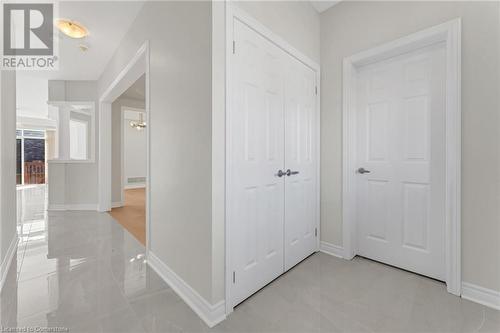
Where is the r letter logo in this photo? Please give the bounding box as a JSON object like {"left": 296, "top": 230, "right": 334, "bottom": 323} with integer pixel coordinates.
{"left": 4, "top": 3, "right": 53, "bottom": 55}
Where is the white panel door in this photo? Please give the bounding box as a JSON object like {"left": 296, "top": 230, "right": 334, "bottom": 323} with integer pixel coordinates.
{"left": 230, "top": 20, "right": 286, "bottom": 306}
{"left": 284, "top": 56, "right": 318, "bottom": 270}
{"left": 356, "top": 43, "right": 446, "bottom": 280}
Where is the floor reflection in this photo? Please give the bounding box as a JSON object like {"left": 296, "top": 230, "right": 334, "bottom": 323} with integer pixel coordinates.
{"left": 2, "top": 185, "right": 202, "bottom": 332}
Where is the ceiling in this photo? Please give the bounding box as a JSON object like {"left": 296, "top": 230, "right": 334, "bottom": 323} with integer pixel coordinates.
{"left": 32, "top": 1, "right": 144, "bottom": 81}
{"left": 29, "top": 1, "right": 337, "bottom": 81}
{"left": 119, "top": 74, "right": 146, "bottom": 101}
{"left": 310, "top": 1, "right": 341, "bottom": 13}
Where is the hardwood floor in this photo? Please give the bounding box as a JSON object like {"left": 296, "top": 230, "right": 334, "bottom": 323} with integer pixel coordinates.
{"left": 109, "top": 188, "right": 146, "bottom": 245}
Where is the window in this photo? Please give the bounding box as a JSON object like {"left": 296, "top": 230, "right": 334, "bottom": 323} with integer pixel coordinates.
{"left": 16, "top": 139, "right": 22, "bottom": 185}
{"left": 16, "top": 129, "right": 46, "bottom": 185}
{"left": 47, "top": 102, "right": 95, "bottom": 162}
{"left": 69, "top": 119, "right": 88, "bottom": 160}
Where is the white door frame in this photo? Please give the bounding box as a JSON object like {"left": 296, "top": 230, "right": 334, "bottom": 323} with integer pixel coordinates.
{"left": 342, "top": 19, "right": 461, "bottom": 295}
{"left": 225, "top": 5, "right": 321, "bottom": 314}
{"left": 98, "top": 41, "right": 151, "bottom": 254}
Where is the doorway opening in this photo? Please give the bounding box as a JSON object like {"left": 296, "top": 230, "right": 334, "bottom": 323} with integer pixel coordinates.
{"left": 98, "top": 42, "right": 150, "bottom": 251}
{"left": 108, "top": 76, "right": 147, "bottom": 245}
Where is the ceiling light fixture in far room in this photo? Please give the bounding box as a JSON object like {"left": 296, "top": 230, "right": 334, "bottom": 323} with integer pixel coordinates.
{"left": 130, "top": 113, "right": 146, "bottom": 131}
{"left": 56, "top": 19, "right": 88, "bottom": 39}
{"left": 79, "top": 44, "right": 89, "bottom": 52}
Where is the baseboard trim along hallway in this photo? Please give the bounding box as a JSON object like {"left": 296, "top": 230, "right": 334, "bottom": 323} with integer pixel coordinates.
{"left": 47, "top": 204, "right": 98, "bottom": 211}
{"left": 320, "top": 241, "right": 344, "bottom": 259}
{"left": 462, "top": 282, "right": 500, "bottom": 311}
{"left": 147, "top": 251, "right": 226, "bottom": 327}
{"left": 0, "top": 235, "right": 18, "bottom": 290}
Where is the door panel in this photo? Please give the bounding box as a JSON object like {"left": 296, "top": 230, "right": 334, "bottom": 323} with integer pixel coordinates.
{"left": 356, "top": 43, "right": 446, "bottom": 280}
{"left": 284, "top": 56, "right": 318, "bottom": 271}
{"left": 230, "top": 20, "right": 286, "bottom": 306}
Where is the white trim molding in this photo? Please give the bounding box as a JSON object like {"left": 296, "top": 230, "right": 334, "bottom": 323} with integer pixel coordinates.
{"left": 320, "top": 241, "right": 344, "bottom": 259}
{"left": 111, "top": 201, "right": 123, "bottom": 209}
{"left": 124, "top": 183, "right": 146, "bottom": 190}
{"left": 0, "top": 235, "right": 18, "bottom": 290}
{"left": 342, "top": 18, "right": 461, "bottom": 295}
{"left": 148, "top": 252, "right": 226, "bottom": 328}
{"left": 48, "top": 204, "right": 98, "bottom": 211}
{"left": 462, "top": 282, "right": 500, "bottom": 311}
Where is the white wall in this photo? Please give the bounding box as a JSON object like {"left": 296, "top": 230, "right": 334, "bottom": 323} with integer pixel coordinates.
{"left": 99, "top": 1, "right": 214, "bottom": 303}
{"left": 0, "top": 71, "right": 17, "bottom": 276}
{"left": 123, "top": 110, "right": 147, "bottom": 186}
{"left": 320, "top": 1, "right": 500, "bottom": 292}
{"left": 47, "top": 80, "right": 99, "bottom": 207}
{"left": 16, "top": 73, "right": 48, "bottom": 119}
{"left": 111, "top": 98, "right": 145, "bottom": 204}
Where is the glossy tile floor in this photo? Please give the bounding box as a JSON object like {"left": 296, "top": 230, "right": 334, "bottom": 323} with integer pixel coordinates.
{"left": 1, "top": 185, "right": 499, "bottom": 332}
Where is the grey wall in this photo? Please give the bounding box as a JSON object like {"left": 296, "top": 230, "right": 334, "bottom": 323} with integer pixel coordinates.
{"left": 0, "top": 71, "right": 17, "bottom": 269}
{"left": 320, "top": 1, "right": 500, "bottom": 292}
{"left": 47, "top": 80, "right": 99, "bottom": 207}
{"left": 99, "top": 1, "right": 214, "bottom": 302}
{"left": 111, "top": 100, "right": 121, "bottom": 204}
{"left": 234, "top": 0, "right": 320, "bottom": 63}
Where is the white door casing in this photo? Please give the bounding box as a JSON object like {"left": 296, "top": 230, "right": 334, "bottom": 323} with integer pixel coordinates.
{"left": 342, "top": 19, "right": 461, "bottom": 295}
{"left": 228, "top": 13, "right": 320, "bottom": 309}
{"left": 356, "top": 43, "right": 446, "bottom": 280}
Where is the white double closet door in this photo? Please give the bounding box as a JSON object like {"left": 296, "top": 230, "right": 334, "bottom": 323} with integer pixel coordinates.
{"left": 229, "top": 20, "right": 318, "bottom": 306}
{"left": 355, "top": 43, "right": 446, "bottom": 281}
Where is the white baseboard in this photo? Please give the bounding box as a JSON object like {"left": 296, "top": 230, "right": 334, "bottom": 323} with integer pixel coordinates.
{"left": 47, "top": 204, "right": 66, "bottom": 211}
{"left": 462, "top": 282, "right": 500, "bottom": 311}
{"left": 124, "top": 184, "right": 146, "bottom": 190}
{"left": 48, "top": 204, "right": 98, "bottom": 211}
{"left": 111, "top": 201, "right": 124, "bottom": 209}
{"left": 148, "top": 251, "right": 226, "bottom": 327}
{"left": 0, "top": 235, "right": 18, "bottom": 290}
{"left": 320, "top": 241, "right": 345, "bottom": 259}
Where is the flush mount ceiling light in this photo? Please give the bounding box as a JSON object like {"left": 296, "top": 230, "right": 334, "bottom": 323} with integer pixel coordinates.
{"left": 56, "top": 19, "right": 88, "bottom": 39}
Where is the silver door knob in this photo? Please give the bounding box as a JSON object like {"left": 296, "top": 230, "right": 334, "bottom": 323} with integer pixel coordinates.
{"left": 276, "top": 170, "right": 285, "bottom": 177}
{"left": 286, "top": 169, "right": 299, "bottom": 176}
{"left": 357, "top": 167, "right": 371, "bottom": 174}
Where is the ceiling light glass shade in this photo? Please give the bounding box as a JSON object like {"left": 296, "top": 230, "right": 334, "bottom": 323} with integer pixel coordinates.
{"left": 56, "top": 19, "right": 88, "bottom": 38}
{"left": 129, "top": 113, "right": 146, "bottom": 131}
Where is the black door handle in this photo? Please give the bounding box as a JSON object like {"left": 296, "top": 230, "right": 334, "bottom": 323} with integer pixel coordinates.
{"left": 357, "top": 167, "right": 371, "bottom": 174}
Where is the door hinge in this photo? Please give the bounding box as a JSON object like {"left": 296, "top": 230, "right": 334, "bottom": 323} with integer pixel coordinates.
{"left": 232, "top": 41, "right": 236, "bottom": 54}
{"left": 315, "top": 228, "right": 318, "bottom": 237}
{"left": 233, "top": 271, "right": 236, "bottom": 283}
{"left": 315, "top": 86, "right": 318, "bottom": 95}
